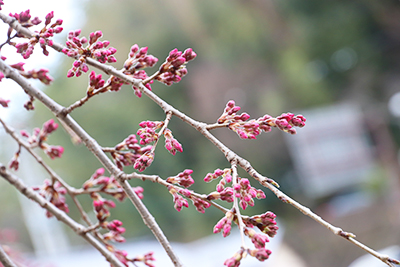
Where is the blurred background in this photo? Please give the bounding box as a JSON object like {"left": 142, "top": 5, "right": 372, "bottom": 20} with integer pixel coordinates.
{"left": 1, "top": 0, "right": 400, "bottom": 266}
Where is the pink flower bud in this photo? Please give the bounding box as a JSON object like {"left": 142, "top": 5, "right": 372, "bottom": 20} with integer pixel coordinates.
{"left": 45, "top": 11, "right": 54, "bottom": 25}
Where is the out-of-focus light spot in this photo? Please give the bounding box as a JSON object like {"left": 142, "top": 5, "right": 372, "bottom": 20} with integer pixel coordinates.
{"left": 331, "top": 47, "right": 357, "bottom": 72}
{"left": 388, "top": 91, "right": 400, "bottom": 117}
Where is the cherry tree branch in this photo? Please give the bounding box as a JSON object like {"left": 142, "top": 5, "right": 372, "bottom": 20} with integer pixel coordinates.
{"left": 0, "top": 164, "right": 126, "bottom": 267}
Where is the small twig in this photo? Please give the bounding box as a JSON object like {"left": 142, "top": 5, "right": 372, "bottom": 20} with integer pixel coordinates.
{"left": 64, "top": 95, "right": 91, "bottom": 114}
{"left": 142, "top": 70, "right": 160, "bottom": 85}
{"left": 150, "top": 110, "right": 173, "bottom": 154}
{"left": 0, "top": 244, "right": 17, "bottom": 267}
{"left": 120, "top": 179, "right": 183, "bottom": 267}
{"left": 259, "top": 179, "right": 399, "bottom": 267}
{"left": 231, "top": 159, "right": 247, "bottom": 249}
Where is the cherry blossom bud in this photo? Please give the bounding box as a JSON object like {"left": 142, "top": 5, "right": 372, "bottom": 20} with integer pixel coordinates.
{"left": 133, "top": 152, "right": 154, "bottom": 172}
{"left": 0, "top": 98, "right": 10, "bottom": 107}
{"left": 9, "top": 154, "right": 19, "bottom": 171}
{"left": 248, "top": 248, "right": 272, "bottom": 261}
{"left": 45, "top": 145, "right": 64, "bottom": 159}
{"left": 45, "top": 11, "right": 54, "bottom": 25}
{"left": 9, "top": 62, "right": 25, "bottom": 71}
{"left": 166, "top": 169, "right": 194, "bottom": 188}
{"left": 182, "top": 48, "right": 197, "bottom": 61}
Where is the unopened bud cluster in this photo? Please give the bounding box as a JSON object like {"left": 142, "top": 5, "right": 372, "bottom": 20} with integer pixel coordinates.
{"left": 218, "top": 100, "right": 306, "bottom": 139}
{"left": 33, "top": 179, "right": 69, "bottom": 218}
{"left": 156, "top": 48, "right": 196, "bottom": 86}
{"left": 111, "top": 121, "right": 183, "bottom": 172}
{"left": 0, "top": 56, "right": 53, "bottom": 87}
{"left": 62, "top": 30, "right": 117, "bottom": 77}
{"left": 219, "top": 211, "right": 278, "bottom": 266}
{"left": 123, "top": 44, "right": 158, "bottom": 97}
{"left": 205, "top": 168, "right": 265, "bottom": 210}
{"left": 20, "top": 119, "right": 64, "bottom": 159}
{"left": 10, "top": 10, "right": 63, "bottom": 59}
{"left": 167, "top": 172, "right": 211, "bottom": 214}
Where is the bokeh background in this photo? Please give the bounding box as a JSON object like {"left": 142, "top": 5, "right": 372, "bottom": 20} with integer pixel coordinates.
{"left": 1, "top": 0, "right": 400, "bottom": 266}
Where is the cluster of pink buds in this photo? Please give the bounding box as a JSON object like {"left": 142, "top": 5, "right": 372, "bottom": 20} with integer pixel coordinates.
{"left": 164, "top": 129, "right": 183, "bottom": 155}
{"left": 168, "top": 186, "right": 189, "bottom": 212}
{"left": 246, "top": 211, "right": 278, "bottom": 237}
{"left": 204, "top": 168, "right": 265, "bottom": 208}
{"left": 190, "top": 195, "right": 211, "bottom": 213}
{"left": 207, "top": 187, "right": 234, "bottom": 202}
{"left": 20, "top": 119, "right": 64, "bottom": 159}
{"left": 0, "top": 1, "right": 3, "bottom": 10}
{"left": 258, "top": 112, "right": 306, "bottom": 134}
{"left": 91, "top": 192, "right": 116, "bottom": 222}
{"left": 156, "top": 48, "right": 196, "bottom": 86}
{"left": 11, "top": 10, "right": 63, "bottom": 59}
{"left": 248, "top": 248, "right": 272, "bottom": 262}
{"left": 121, "top": 44, "right": 158, "bottom": 97}
{"left": 22, "top": 68, "right": 53, "bottom": 85}
{"left": 133, "top": 151, "right": 154, "bottom": 172}
{"left": 137, "top": 120, "right": 164, "bottom": 145}
{"left": 0, "top": 97, "right": 10, "bottom": 107}
{"left": 87, "top": 71, "right": 105, "bottom": 95}
{"left": 103, "top": 220, "right": 126, "bottom": 243}
{"left": 166, "top": 169, "right": 194, "bottom": 188}
{"left": 106, "top": 245, "right": 130, "bottom": 267}
{"left": 213, "top": 209, "right": 234, "bottom": 237}
{"left": 233, "top": 178, "right": 266, "bottom": 210}
{"left": 111, "top": 134, "right": 152, "bottom": 170}
{"left": 168, "top": 184, "right": 211, "bottom": 213}
{"left": 224, "top": 248, "right": 246, "bottom": 267}
{"left": 33, "top": 179, "right": 69, "bottom": 218}
{"left": 244, "top": 228, "right": 270, "bottom": 248}
{"left": 217, "top": 100, "right": 306, "bottom": 139}
{"left": 107, "top": 247, "right": 155, "bottom": 267}
{"left": 222, "top": 212, "right": 276, "bottom": 265}
{"left": 23, "top": 96, "right": 35, "bottom": 111}
{"left": 132, "top": 251, "right": 156, "bottom": 267}
{"left": 8, "top": 151, "right": 20, "bottom": 171}
{"left": 83, "top": 168, "right": 144, "bottom": 202}
{"left": 204, "top": 168, "right": 232, "bottom": 192}
{"left": 124, "top": 44, "right": 158, "bottom": 71}
{"left": 9, "top": 62, "right": 53, "bottom": 85}
{"left": 62, "top": 30, "right": 117, "bottom": 77}
{"left": 217, "top": 100, "right": 249, "bottom": 124}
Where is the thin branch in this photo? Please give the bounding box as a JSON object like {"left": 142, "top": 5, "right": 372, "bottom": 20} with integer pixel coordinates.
{"left": 150, "top": 110, "right": 172, "bottom": 154}
{"left": 231, "top": 159, "right": 247, "bottom": 249}
{"left": 0, "top": 244, "right": 17, "bottom": 267}
{"left": 120, "top": 179, "right": 183, "bottom": 267}
{"left": 259, "top": 179, "right": 400, "bottom": 267}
